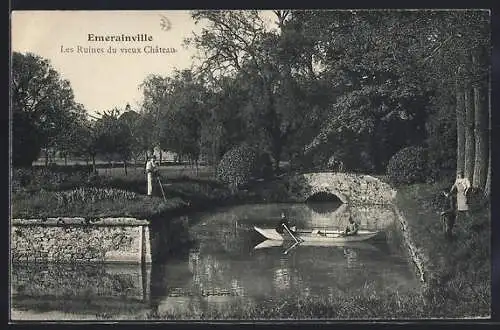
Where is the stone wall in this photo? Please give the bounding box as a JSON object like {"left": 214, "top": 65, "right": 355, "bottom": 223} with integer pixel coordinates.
{"left": 300, "top": 203, "right": 396, "bottom": 231}
{"left": 11, "top": 263, "right": 151, "bottom": 301}
{"left": 393, "top": 208, "right": 427, "bottom": 283}
{"left": 11, "top": 217, "right": 151, "bottom": 264}
{"left": 11, "top": 263, "right": 152, "bottom": 317}
{"left": 288, "top": 172, "right": 396, "bottom": 205}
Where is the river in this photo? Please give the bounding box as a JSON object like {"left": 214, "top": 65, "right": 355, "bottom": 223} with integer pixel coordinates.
{"left": 10, "top": 202, "right": 420, "bottom": 320}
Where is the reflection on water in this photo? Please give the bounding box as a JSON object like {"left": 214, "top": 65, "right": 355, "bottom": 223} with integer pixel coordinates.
{"left": 11, "top": 203, "right": 418, "bottom": 320}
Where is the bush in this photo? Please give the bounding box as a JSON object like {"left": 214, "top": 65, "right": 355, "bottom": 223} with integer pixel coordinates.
{"left": 216, "top": 143, "right": 273, "bottom": 191}
{"left": 12, "top": 165, "right": 95, "bottom": 192}
{"left": 386, "top": 146, "right": 429, "bottom": 185}
{"left": 12, "top": 112, "right": 43, "bottom": 167}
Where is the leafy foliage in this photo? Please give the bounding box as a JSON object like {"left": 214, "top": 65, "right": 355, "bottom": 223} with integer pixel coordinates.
{"left": 93, "top": 109, "right": 134, "bottom": 164}
{"left": 387, "top": 146, "right": 429, "bottom": 185}
{"left": 12, "top": 165, "right": 98, "bottom": 193}
{"left": 216, "top": 143, "right": 273, "bottom": 191}
{"left": 12, "top": 112, "right": 43, "bottom": 167}
{"left": 11, "top": 52, "right": 87, "bottom": 165}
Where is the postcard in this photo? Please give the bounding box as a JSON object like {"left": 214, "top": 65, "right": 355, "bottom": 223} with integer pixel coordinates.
{"left": 10, "top": 9, "right": 491, "bottom": 321}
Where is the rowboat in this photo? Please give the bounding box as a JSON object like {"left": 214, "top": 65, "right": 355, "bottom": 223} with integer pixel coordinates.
{"left": 253, "top": 226, "right": 380, "bottom": 243}
{"left": 253, "top": 239, "right": 380, "bottom": 251}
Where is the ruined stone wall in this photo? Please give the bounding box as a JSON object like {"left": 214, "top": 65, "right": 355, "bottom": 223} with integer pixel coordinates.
{"left": 11, "top": 218, "right": 151, "bottom": 264}
{"left": 11, "top": 263, "right": 151, "bottom": 301}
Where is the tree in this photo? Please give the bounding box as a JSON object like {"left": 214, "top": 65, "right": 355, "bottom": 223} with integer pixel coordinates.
{"left": 139, "top": 74, "right": 171, "bottom": 156}
{"left": 70, "top": 117, "right": 99, "bottom": 172}
{"left": 199, "top": 76, "right": 249, "bottom": 167}
{"left": 51, "top": 103, "right": 87, "bottom": 165}
{"left": 298, "top": 11, "right": 433, "bottom": 172}
{"left": 464, "top": 81, "right": 475, "bottom": 181}
{"left": 94, "top": 108, "right": 133, "bottom": 174}
{"left": 11, "top": 52, "right": 85, "bottom": 166}
{"left": 472, "top": 49, "right": 489, "bottom": 190}
{"left": 119, "top": 105, "right": 146, "bottom": 168}
{"left": 187, "top": 10, "right": 308, "bottom": 172}
{"left": 293, "top": 10, "right": 489, "bottom": 180}
{"left": 455, "top": 76, "right": 466, "bottom": 177}
{"left": 12, "top": 111, "right": 42, "bottom": 167}
{"left": 421, "top": 11, "right": 489, "bottom": 187}
{"left": 157, "top": 70, "right": 209, "bottom": 168}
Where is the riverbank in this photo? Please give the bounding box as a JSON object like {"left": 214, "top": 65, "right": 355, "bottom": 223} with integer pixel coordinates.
{"left": 11, "top": 166, "right": 298, "bottom": 221}
{"left": 11, "top": 167, "right": 490, "bottom": 319}
{"left": 395, "top": 183, "right": 490, "bottom": 318}
{"left": 141, "top": 180, "right": 490, "bottom": 320}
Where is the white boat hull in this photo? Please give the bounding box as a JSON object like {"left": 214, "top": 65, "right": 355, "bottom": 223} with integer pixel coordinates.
{"left": 253, "top": 239, "right": 380, "bottom": 251}
{"left": 253, "top": 226, "right": 379, "bottom": 243}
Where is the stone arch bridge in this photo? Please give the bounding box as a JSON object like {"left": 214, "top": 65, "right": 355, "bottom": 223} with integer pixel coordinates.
{"left": 287, "top": 172, "right": 397, "bottom": 205}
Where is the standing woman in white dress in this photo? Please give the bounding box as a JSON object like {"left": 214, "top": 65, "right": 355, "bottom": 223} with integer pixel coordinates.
{"left": 450, "top": 171, "right": 471, "bottom": 221}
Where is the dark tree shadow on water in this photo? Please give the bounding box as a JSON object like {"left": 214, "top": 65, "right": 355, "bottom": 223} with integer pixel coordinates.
{"left": 147, "top": 236, "right": 198, "bottom": 318}
{"left": 149, "top": 216, "right": 196, "bottom": 264}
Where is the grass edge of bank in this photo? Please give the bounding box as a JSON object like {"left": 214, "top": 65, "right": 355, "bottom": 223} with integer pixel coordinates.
{"left": 394, "top": 182, "right": 491, "bottom": 318}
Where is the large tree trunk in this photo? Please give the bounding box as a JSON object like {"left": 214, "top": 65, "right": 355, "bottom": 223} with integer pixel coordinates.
{"left": 263, "top": 84, "right": 282, "bottom": 174}
{"left": 484, "top": 150, "right": 490, "bottom": 200}
{"left": 472, "top": 87, "right": 488, "bottom": 189}
{"left": 483, "top": 71, "right": 491, "bottom": 200}
{"left": 92, "top": 154, "right": 96, "bottom": 173}
{"left": 45, "top": 148, "right": 49, "bottom": 167}
{"left": 463, "top": 85, "right": 475, "bottom": 181}
{"left": 455, "top": 81, "right": 466, "bottom": 176}
{"left": 472, "top": 51, "right": 488, "bottom": 190}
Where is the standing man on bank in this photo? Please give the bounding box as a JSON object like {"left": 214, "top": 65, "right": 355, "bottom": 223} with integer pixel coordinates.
{"left": 146, "top": 155, "right": 158, "bottom": 196}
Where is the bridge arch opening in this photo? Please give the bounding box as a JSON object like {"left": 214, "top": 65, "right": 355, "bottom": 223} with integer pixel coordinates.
{"left": 305, "top": 192, "right": 344, "bottom": 214}
{"left": 305, "top": 191, "right": 343, "bottom": 203}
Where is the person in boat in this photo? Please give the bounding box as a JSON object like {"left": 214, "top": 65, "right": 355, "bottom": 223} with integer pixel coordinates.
{"left": 343, "top": 216, "right": 360, "bottom": 236}
{"left": 276, "top": 212, "right": 297, "bottom": 234}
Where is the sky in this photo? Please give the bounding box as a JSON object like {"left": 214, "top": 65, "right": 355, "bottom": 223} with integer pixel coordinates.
{"left": 11, "top": 10, "right": 210, "bottom": 116}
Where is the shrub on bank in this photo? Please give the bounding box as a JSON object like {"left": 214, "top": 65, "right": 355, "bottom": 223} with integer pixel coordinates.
{"left": 216, "top": 143, "right": 273, "bottom": 191}
{"left": 12, "top": 166, "right": 99, "bottom": 192}
{"left": 387, "top": 146, "right": 428, "bottom": 185}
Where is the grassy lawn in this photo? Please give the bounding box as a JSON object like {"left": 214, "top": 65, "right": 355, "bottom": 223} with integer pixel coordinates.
{"left": 11, "top": 165, "right": 228, "bottom": 220}
{"left": 11, "top": 187, "right": 187, "bottom": 219}
{"left": 137, "top": 291, "right": 429, "bottom": 320}
{"left": 96, "top": 164, "right": 214, "bottom": 180}
{"left": 11, "top": 165, "right": 299, "bottom": 220}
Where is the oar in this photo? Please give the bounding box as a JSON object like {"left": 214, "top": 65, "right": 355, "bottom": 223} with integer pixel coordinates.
{"left": 282, "top": 223, "right": 300, "bottom": 244}
{"left": 284, "top": 241, "right": 300, "bottom": 255}
{"left": 157, "top": 176, "right": 167, "bottom": 202}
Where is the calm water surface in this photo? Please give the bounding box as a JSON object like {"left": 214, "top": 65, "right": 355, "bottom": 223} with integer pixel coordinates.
{"left": 11, "top": 202, "right": 419, "bottom": 320}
